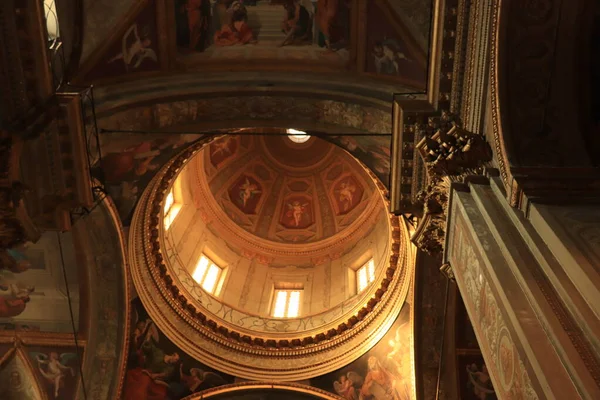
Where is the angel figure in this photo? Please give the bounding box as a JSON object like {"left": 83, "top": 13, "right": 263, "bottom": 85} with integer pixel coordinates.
{"left": 238, "top": 178, "right": 261, "bottom": 208}
{"left": 334, "top": 371, "right": 363, "bottom": 400}
{"left": 466, "top": 363, "right": 496, "bottom": 400}
{"left": 337, "top": 180, "right": 357, "bottom": 212}
{"left": 210, "top": 137, "right": 232, "bottom": 158}
{"left": 180, "top": 365, "right": 227, "bottom": 392}
{"left": 108, "top": 24, "right": 158, "bottom": 71}
{"left": 34, "top": 352, "right": 76, "bottom": 398}
{"left": 287, "top": 201, "right": 308, "bottom": 227}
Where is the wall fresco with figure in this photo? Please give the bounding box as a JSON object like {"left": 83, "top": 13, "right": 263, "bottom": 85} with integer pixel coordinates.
{"left": 83, "top": 0, "right": 160, "bottom": 81}
{"left": 123, "top": 297, "right": 234, "bottom": 399}
{"left": 175, "top": 0, "right": 351, "bottom": 65}
{"left": 310, "top": 304, "right": 414, "bottom": 400}
{"left": 0, "top": 231, "right": 80, "bottom": 333}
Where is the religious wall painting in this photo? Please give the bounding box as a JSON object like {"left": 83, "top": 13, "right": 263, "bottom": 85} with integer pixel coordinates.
{"left": 28, "top": 346, "right": 82, "bottom": 400}
{"left": 92, "top": 132, "right": 204, "bottom": 225}
{"left": 228, "top": 174, "right": 263, "bottom": 214}
{"left": 0, "top": 231, "right": 80, "bottom": 333}
{"left": 458, "top": 355, "right": 497, "bottom": 400}
{"left": 331, "top": 174, "right": 364, "bottom": 215}
{"left": 209, "top": 136, "right": 239, "bottom": 168}
{"left": 175, "top": 0, "right": 351, "bottom": 64}
{"left": 280, "top": 195, "right": 314, "bottom": 229}
{"left": 83, "top": 0, "right": 160, "bottom": 82}
{"left": 124, "top": 298, "right": 234, "bottom": 399}
{"left": 328, "top": 135, "right": 391, "bottom": 188}
{"left": 310, "top": 304, "right": 414, "bottom": 400}
{"left": 365, "top": 1, "right": 428, "bottom": 89}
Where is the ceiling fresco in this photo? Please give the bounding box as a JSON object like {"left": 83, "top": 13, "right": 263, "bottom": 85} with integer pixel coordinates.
{"left": 197, "top": 135, "right": 378, "bottom": 243}
{"left": 77, "top": 0, "right": 433, "bottom": 90}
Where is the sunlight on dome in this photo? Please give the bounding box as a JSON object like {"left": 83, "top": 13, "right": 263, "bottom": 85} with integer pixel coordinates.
{"left": 286, "top": 129, "right": 310, "bottom": 144}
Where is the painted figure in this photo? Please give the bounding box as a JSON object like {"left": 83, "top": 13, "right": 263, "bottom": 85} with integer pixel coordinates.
{"left": 372, "top": 39, "right": 411, "bottom": 76}
{"left": 214, "top": 1, "right": 255, "bottom": 46}
{"left": 180, "top": 366, "right": 227, "bottom": 392}
{"left": 0, "top": 284, "right": 34, "bottom": 318}
{"left": 316, "top": 0, "right": 349, "bottom": 50}
{"left": 334, "top": 372, "right": 363, "bottom": 400}
{"left": 287, "top": 201, "right": 308, "bottom": 227}
{"left": 35, "top": 352, "right": 76, "bottom": 398}
{"left": 211, "top": 137, "right": 233, "bottom": 158}
{"left": 185, "top": 0, "right": 211, "bottom": 51}
{"left": 280, "top": 0, "right": 312, "bottom": 47}
{"left": 108, "top": 24, "right": 158, "bottom": 71}
{"left": 360, "top": 356, "right": 397, "bottom": 400}
{"left": 466, "top": 363, "right": 496, "bottom": 400}
{"left": 238, "top": 178, "right": 261, "bottom": 208}
{"left": 337, "top": 180, "right": 357, "bottom": 212}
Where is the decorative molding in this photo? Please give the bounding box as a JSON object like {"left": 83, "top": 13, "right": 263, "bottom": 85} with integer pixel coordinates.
{"left": 184, "top": 381, "right": 344, "bottom": 400}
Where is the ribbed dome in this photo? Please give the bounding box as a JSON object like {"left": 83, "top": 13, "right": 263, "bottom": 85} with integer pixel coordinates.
{"left": 195, "top": 135, "right": 378, "bottom": 243}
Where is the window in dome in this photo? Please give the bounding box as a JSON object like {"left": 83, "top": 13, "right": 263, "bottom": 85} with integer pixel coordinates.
{"left": 163, "top": 187, "right": 182, "bottom": 230}
{"left": 286, "top": 128, "right": 310, "bottom": 144}
{"left": 44, "top": 0, "right": 60, "bottom": 45}
{"left": 356, "top": 258, "right": 376, "bottom": 292}
{"left": 272, "top": 289, "right": 302, "bottom": 318}
{"left": 192, "top": 254, "right": 223, "bottom": 294}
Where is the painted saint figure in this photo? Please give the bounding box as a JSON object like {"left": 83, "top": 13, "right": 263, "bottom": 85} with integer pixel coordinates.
{"left": 185, "top": 0, "right": 211, "bottom": 51}
{"left": 316, "top": 0, "right": 349, "bottom": 50}
{"left": 214, "top": 1, "right": 255, "bottom": 46}
{"left": 108, "top": 24, "right": 158, "bottom": 71}
{"left": 360, "top": 356, "right": 397, "bottom": 400}
{"left": 280, "top": 0, "right": 312, "bottom": 47}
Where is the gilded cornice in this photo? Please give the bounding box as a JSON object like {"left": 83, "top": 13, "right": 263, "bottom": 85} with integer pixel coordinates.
{"left": 128, "top": 135, "right": 413, "bottom": 380}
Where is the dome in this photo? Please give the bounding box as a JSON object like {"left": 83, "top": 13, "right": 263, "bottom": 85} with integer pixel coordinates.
{"left": 194, "top": 135, "right": 379, "bottom": 244}
{"left": 128, "top": 133, "right": 411, "bottom": 380}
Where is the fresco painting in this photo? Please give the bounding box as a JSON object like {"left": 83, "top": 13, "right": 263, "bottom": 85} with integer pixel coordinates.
{"left": 332, "top": 174, "right": 364, "bottom": 215}
{"left": 328, "top": 135, "right": 391, "bottom": 188}
{"left": 310, "top": 304, "right": 414, "bottom": 400}
{"left": 0, "top": 232, "right": 80, "bottom": 333}
{"left": 458, "top": 355, "right": 497, "bottom": 400}
{"left": 123, "top": 297, "right": 234, "bottom": 399}
{"left": 280, "top": 195, "right": 314, "bottom": 229}
{"left": 175, "top": 0, "right": 351, "bottom": 63}
{"left": 365, "top": 1, "right": 428, "bottom": 88}
{"left": 229, "top": 175, "right": 263, "bottom": 214}
{"left": 84, "top": 0, "right": 160, "bottom": 81}
{"left": 209, "top": 136, "right": 239, "bottom": 167}
{"left": 92, "top": 132, "right": 205, "bottom": 225}
{"left": 28, "top": 347, "right": 81, "bottom": 400}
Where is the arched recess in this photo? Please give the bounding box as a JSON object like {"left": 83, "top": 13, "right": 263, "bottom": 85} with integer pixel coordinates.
{"left": 489, "top": 0, "right": 600, "bottom": 206}
{"left": 185, "top": 382, "right": 343, "bottom": 399}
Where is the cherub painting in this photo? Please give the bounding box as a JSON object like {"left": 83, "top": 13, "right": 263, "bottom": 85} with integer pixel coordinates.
{"left": 31, "top": 351, "right": 77, "bottom": 399}
{"left": 108, "top": 24, "right": 158, "bottom": 71}
{"left": 238, "top": 178, "right": 261, "bottom": 209}
{"left": 334, "top": 371, "right": 363, "bottom": 399}
{"left": 287, "top": 201, "right": 309, "bottom": 227}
